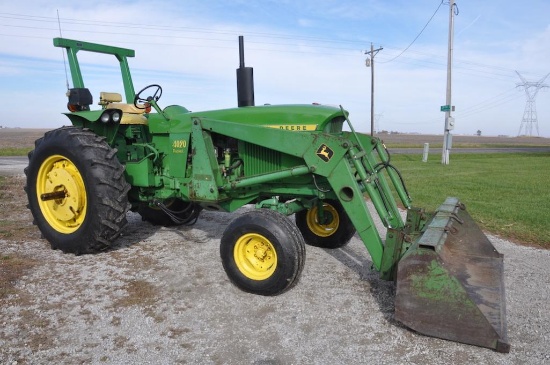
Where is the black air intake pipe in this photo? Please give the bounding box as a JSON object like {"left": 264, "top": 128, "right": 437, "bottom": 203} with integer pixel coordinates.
{"left": 236, "top": 36, "right": 255, "bottom": 107}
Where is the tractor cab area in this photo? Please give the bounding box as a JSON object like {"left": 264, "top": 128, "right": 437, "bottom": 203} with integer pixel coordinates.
{"left": 98, "top": 91, "right": 148, "bottom": 125}
{"left": 54, "top": 38, "right": 152, "bottom": 127}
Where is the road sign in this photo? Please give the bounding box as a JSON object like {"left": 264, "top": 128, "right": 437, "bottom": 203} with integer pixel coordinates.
{"left": 440, "top": 105, "right": 450, "bottom": 112}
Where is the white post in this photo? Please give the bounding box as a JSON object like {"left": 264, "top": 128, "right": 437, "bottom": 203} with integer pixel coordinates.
{"left": 422, "top": 143, "right": 429, "bottom": 162}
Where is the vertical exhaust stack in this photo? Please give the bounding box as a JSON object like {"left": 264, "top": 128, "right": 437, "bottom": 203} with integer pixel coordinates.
{"left": 236, "top": 36, "right": 255, "bottom": 107}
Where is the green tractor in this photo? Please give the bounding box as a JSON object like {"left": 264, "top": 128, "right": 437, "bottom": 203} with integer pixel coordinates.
{"left": 25, "top": 37, "right": 509, "bottom": 352}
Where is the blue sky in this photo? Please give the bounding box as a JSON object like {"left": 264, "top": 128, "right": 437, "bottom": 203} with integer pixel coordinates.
{"left": 1, "top": 0, "right": 549, "bottom": 136}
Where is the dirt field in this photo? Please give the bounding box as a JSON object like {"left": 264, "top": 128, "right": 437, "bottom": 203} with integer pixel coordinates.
{"left": 0, "top": 129, "right": 51, "bottom": 150}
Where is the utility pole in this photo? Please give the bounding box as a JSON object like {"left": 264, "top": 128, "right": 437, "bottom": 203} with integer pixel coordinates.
{"left": 442, "top": 0, "right": 456, "bottom": 165}
{"left": 365, "top": 43, "right": 383, "bottom": 136}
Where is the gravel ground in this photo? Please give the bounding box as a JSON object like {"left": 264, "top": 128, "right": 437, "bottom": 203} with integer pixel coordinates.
{"left": 1, "top": 175, "right": 549, "bottom": 365}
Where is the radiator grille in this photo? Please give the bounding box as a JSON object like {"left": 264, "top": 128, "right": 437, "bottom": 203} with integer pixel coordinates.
{"left": 241, "top": 142, "right": 282, "bottom": 176}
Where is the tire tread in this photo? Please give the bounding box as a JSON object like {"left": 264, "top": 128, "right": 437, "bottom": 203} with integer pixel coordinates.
{"left": 25, "top": 127, "right": 130, "bottom": 254}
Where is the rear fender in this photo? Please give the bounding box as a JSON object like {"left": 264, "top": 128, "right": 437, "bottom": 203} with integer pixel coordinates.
{"left": 63, "top": 111, "right": 121, "bottom": 144}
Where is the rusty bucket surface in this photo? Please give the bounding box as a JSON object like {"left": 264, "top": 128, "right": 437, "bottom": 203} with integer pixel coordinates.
{"left": 395, "top": 198, "right": 510, "bottom": 353}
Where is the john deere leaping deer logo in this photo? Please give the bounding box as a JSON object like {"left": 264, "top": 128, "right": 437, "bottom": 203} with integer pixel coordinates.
{"left": 316, "top": 144, "right": 334, "bottom": 162}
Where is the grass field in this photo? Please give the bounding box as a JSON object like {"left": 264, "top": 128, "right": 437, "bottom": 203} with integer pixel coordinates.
{"left": 391, "top": 153, "right": 550, "bottom": 247}
{"left": 1, "top": 128, "right": 549, "bottom": 247}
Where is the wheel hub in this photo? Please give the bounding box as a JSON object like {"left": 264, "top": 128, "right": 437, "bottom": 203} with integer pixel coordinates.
{"left": 254, "top": 242, "right": 269, "bottom": 260}
{"left": 234, "top": 233, "right": 277, "bottom": 280}
{"left": 307, "top": 203, "right": 340, "bottom": 237}
{"left": 37, "top": 155, "right": 87, "bottom": 233}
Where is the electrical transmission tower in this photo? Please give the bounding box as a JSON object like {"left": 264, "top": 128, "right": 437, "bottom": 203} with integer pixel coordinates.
{"left": 516, "top": 71, "right": 549, "bottom": 136}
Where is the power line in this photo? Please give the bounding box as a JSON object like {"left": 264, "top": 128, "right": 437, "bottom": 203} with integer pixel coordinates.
{"left": 455, "top": 94, "right": 521, "bottom": 119}
{"left": 455, "top": 88, "right": 519, "bottom": 115}
{"left": 0, "top": 13, "right": 374, "bottom": 46}
{"left": 0, "top": 11, "right": 546, "bottom": 83}
{"left": 0, "top": 26, "right": 533, "bottom": 83}
{"left": 392, "top": 88, "right": 523, "bottom": 127}
{"left": 379, "top": 0, "right": 445, "bottom": 64}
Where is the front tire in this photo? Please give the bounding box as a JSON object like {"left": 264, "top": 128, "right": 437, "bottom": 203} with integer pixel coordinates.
{"left": 25, "top": 127, "right": 130, "bottom": 254}
{"left": 295, "top": 199, "right": 356, "bottom": 249}
{"left": 220, "top": 209, "right": 305, "bottom": 296}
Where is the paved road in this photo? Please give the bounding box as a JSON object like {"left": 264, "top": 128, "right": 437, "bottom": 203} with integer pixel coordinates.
{"left": 0, "top": 156, "right": 27, "bottom": 176}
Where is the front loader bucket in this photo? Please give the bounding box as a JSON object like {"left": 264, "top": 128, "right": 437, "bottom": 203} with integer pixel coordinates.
{"left": 395, "top": 198, "right": 510, "bottom": 353}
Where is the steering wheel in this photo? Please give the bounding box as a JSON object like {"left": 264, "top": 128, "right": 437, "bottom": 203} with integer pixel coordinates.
{"left": 134, "top": 84, "right": 163, "bottom": 109}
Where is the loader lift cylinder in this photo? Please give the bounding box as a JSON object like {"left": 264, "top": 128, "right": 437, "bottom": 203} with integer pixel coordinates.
{"left": 236, "top": 36, "right": 255, "bottom": 107}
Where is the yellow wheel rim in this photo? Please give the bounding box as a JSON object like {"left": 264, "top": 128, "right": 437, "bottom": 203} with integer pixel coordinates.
{"left": 306, "top": 203, "right": 339, "bottom": 237}
{"left": 36, "top": 155, "right": 87, "bottom": 234}
{"left": 234, "top": 233, "right": 277, "bottom": 280}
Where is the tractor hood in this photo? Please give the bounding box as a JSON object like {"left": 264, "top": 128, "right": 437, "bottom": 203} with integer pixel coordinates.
{"left": 187, "top": 104, "right": 346, "bottom": 132}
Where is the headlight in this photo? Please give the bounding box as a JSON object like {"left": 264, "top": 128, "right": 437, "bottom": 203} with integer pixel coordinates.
{"left": 111, "top": 111, "right": 121, "bottom": 123}
{"left": 99, "top": 110, "right": 122, "bottom": 124}
{"left": 100, "top": 112, "right": 110, "bottom": 123}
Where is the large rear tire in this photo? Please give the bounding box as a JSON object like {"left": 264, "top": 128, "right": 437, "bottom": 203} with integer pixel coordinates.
{"left": 220, "top": 209, "right": 305, "bottom": 296}
{"left": 295, "top": 199, "right": 355, "bottom": 249}
{"left": 25, "top": 127, "right": 131, "bottom": 254}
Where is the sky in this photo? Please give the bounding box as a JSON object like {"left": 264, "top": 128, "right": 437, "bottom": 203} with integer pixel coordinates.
{"left": 1, "top": 0, "right": 549, "bottom": 137}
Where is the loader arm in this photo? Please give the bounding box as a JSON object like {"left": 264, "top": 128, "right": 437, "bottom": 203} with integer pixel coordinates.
{"left": 197, "top": 116, "right": 409, "bottom": 275}
{"left": 315, "top": 132, "right": 510, "bottom": 352}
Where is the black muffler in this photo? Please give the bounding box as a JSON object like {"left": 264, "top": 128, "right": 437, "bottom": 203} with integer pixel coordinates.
{"left": 236, "top": 35, "right": 255, "bottom": 107}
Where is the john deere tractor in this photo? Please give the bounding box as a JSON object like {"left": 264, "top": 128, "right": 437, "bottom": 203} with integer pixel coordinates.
{"left": 25, "top": 37, "right": 509, "bottom": 352}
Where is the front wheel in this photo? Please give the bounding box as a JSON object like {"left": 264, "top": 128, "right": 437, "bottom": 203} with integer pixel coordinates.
{"left": 220, "top": 209, "right": 305, "bottom": 296}
{"left": 25, "top": 127, "right": 130, "bottom": 254}
{"left": 295, "top": 200, "right": 356, "bottom": 249}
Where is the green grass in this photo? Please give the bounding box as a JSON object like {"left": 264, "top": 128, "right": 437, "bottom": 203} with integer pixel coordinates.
{"left": 390, "top": 152, "right": 550, "bottom": 247}
{"left": 0, "top": 147, "right": 32, "bottom": 156}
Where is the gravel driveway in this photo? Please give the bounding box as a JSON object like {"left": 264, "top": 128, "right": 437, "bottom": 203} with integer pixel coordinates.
{"left": 1, "top": 175, "right": 549, "bottom": 364}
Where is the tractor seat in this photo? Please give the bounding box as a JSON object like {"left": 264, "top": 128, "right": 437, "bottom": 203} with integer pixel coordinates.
{"left": 98, "top": 92, "right": 147, "bottom": 125}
